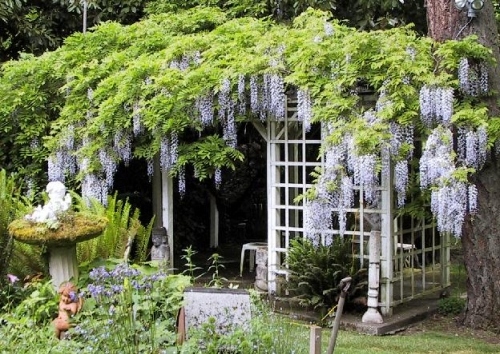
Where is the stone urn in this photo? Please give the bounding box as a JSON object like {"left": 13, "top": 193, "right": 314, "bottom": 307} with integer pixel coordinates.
{"left": 8, "top": 182, "right": 107, "bottom": 288}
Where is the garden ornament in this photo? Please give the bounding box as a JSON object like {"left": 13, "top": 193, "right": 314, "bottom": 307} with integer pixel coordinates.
{"left": 25, "top": 181, "right": 72, "bottom": 223}
{"left": 53, "top": 282, "right": 83, "bottom": 339}
{"left": 9, "top": 182, "right": 107, "bottom": 289}
{"left": 151, "top": 227, "right": 170, "bottom": 266}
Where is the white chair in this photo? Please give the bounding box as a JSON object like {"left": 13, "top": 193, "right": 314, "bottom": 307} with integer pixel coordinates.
{"left": 240, "top": 242, "right": 267, "bottom": 276}
{"left": 394, "top": 218, "right": 416, "bottom": 270}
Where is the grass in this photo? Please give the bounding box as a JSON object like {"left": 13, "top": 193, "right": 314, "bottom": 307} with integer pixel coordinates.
{"left": 276, "top": 319, "right": 499, "bottom": 354}
{"left": 332, "top": 330, "right": 499, "bottom": 353}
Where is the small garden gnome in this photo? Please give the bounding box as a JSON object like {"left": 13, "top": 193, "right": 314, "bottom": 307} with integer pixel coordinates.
{"left": 53, "top": 282, "right": 83, "bottom": 339}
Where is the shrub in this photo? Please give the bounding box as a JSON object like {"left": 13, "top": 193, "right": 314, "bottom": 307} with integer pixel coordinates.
{"left": 286, "top": 236, "right": 367, "bottom": 312}
{"left": 438, "top": 296, "right": 466, "bottom": 316}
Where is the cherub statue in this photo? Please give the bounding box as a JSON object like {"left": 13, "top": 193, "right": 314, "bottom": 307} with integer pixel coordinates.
{"left": 52, "top": 282, "right": 83, "bottom": 339}
{"left": 25, "top": 181, "right": 72, "bottom": 223}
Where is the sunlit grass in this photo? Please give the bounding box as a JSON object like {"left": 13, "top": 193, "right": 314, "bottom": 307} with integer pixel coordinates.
{"left": 332, "top": 330, "right": 499, "bottom": 353}
{"left": 273, "top": 317, "right": 499, "bottom": 354}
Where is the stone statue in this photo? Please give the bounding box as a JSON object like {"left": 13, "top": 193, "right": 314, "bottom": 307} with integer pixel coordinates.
{"left": 53, "top": 282, "right": 83, "bottom": 339}
{"left": 25, "top": 181, "right": 72, "bottom": 223}
{"left": 151, "top": 227, "right": 170, "bottom": 265}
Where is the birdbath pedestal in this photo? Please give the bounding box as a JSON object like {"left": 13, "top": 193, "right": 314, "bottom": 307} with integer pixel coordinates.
{"left": 8, "top": 214, "right": 107, "bottom": 288}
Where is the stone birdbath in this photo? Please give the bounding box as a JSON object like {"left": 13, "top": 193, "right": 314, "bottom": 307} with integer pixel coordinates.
{"left": 8, "top": 181, "right": 107, "bottom": 288}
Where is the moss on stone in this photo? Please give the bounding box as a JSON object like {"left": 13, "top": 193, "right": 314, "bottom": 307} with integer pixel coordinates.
{"left": 8, "top": 213, "right": 107, "bottom": 247}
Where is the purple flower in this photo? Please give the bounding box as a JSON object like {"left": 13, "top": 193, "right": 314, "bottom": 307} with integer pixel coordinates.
{"left": 69, "top": 291, "right": 78, "bottom": 302}
{"left": 7, "top": 274, "right": 19, "bottom": 284}
{"left": 87, "top": 284, "right": 105, "bottom": 298}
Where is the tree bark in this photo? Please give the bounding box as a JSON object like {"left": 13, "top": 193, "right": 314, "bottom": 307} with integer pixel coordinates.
{"left": 427, "top": 0, "right": 500, "bottom": 330}
{"left": 463, "top": 163, "right": 500, "bottom": 330}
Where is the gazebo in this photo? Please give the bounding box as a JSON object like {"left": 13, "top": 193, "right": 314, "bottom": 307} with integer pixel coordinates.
{"left": 153, "top": 93, "right": 451, "bottom": 317}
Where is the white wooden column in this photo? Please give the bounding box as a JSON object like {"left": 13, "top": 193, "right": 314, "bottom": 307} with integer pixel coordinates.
{"left": 380, "top": 161, "right": 394, "bottom": 316}
{"left": 209, "top": 193, "right": 219, "bottom": 248}
{"left": 161, "top": 170, "right": 175, "bottom": 268}
{"left": 152, "top": 156, "right": 163, "bottom": 228}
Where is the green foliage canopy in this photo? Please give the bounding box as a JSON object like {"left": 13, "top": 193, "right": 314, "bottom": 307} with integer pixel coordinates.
{"left": 0, "top": 7, "right": 494, "bottom": 214}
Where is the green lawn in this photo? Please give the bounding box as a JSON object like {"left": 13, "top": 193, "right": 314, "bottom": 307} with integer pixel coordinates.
{"left": 332, "top": 330, "right": 499, "bottom": 354}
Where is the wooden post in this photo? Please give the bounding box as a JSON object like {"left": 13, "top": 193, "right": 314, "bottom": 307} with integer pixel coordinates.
{"left": 309, "top": 325, "right": 322, "bottom": 354}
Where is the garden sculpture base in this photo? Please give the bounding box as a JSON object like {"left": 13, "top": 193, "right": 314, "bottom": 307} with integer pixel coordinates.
{"left": 8, "top": 182, "right": 107, "bottom": 288}
{"left": 49, "top": 246, "right": 79, "bottom": 289}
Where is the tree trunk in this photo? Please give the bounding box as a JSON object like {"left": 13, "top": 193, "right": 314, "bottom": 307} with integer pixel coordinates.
{"left": 427, "top": 0, "right": 500, "bottom": 330}
{"left": 463, "top": 163, "right": 500, "bottom": 330}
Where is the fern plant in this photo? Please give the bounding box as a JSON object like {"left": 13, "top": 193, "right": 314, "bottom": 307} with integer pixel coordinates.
{"left": 286, "top": 236, "right": 367, "bottom": 312}
{"left": 0, "top": 170, "right": 30, "bottom": 280}
{"left": 74, "top": 192, "right": 154, "bottom": 265}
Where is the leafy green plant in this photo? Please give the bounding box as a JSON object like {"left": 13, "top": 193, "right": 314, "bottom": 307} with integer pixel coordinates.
{"left": 67, "top": 262, "right": 191, "bottom": 353}
{"left": 0, "top": 274, "right": 25, "bottom": 313}
{"left": 0, "top": 169, "right": 37, "bottom": 306}
{"left": 438, "top": 296, "right": 466, "bottom": 316}
{"left": 7, "top": 241, "right": 49, "bottom": 279}
{"left": 74, "top": 192, "right": 154, "bottom": 264}
{"left": 206, "top": 253, "right": 227, "bottom": 288}
{"left": 181, "top": 245, "right": 204, "bottom": 282}
{"left": 1, "top": 279, "right": 58, "bottom": 325}
{"left": 0, "top": 170, "right": 26, "bottom": 282}
{"left": 286, "top": 237, "right": 367, "bottom": 312}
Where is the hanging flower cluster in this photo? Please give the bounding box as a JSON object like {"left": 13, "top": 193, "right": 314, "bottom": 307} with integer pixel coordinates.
{"left": 297, "top": 88, "right": 312, "bottom": 132}
{"left": 430, "top": 179, "right": 468, "bottom": 237}
{"left": 160, "top": 133, "right": 179, "bottom": 171}
{"left": 304, "top": 199, "right": 333, "bottom": 244}
{"left": 196, "top": 91, "right": 214, "bottom": 127}
{"left": 419, "top": 85, "right": 454, "bottom": 126}
{"left": 178, "top": 165, "right": 186, "bottom": 198}
{"left": 420, "top": 127, "right": 455, "bottom": 189}
{"left": 113, "top": 131, "right": 132, "bottom": 167}
{"left": 218, "top": 78, "right": 237, "bottom": 148}
{"left": 420, "top": 125, "right": 479, "bottom": 236}
{"left": 214, "top": 168, "right": 222, "bottom": 189}
{"left": 456, "top": 126, "right": 488, "bottom": 170}
{"left": 99, "top": 149, "right": 117, "bottom": 190}
{"left": 389, "top": 122, "right": 414, "bottom": 207}
{"left": 132, "top": 101, "right": 143, "bottom": 136}
{"left": 458, "top": 58, "right": 489, "bottom": 96}
{"left": 82, "top": 174, "right": 108, "bottom": 205}
{"left": 247, "top": 72, "right": 286, "bottom": 122}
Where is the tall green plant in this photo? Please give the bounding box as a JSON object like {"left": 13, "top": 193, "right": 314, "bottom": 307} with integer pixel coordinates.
{"left": 0, "top": 170, "right": 28, "bottom": 281}
{"left": 75, "top": 192, "right": 154, "bottom": 264}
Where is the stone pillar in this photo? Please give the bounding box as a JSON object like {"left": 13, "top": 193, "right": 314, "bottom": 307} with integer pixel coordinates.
{"left": 48, "top": 245, "right": 79, "bottom": 289}
{"left": 254, "top": 247, "right": 268, "bottom": 292}
{"left": 362, "top": 230, "right": 383, "bottom": 324}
